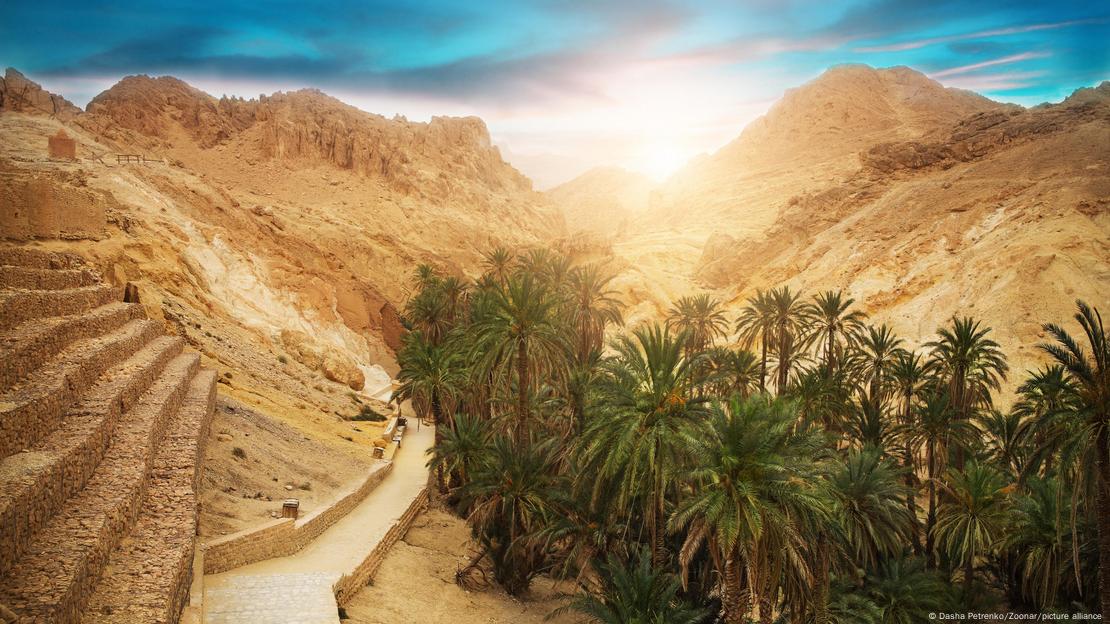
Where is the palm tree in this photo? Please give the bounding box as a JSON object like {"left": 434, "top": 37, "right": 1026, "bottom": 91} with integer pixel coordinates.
{"left": 568, "top": 264, "right": 623, "bottom": 364}
{"left": 426, "top": 413, "right": 491, "bottom": 494}
{"left": 554, "top": 548, "right": 708, "bottom": 624}
{"left": 666, "top": 293, "right": 729, "bottom": 357}
{"left": 890, "top": 351, "right": 930, "bottom": 554}
{"left": 1015, "top": 365, "right": 1078, "bottom": 477}
{"left": 1038, "top": 300, "right": 1110, "bottom": 617}
{"left": 902, "top": 391, "right": 976, "bottom": 567}
{"left": 850, "top": 324, "right": 906, "bottom": 411}
{"left": 471, "top": 273, "right": 569, "bottom": 444}
{"left": 704, "top": 347, "right": 760, "bottom": 399}
{"left": 395, "top": 331, "right": 464, "bottom": 428}
{"left": 864, "top": 557, "right": 954, "bottom": 624}
{"left": 670, "top": 395, "right": 824, "bottom": 624}
{"left": 767, "top": 286, "right": 810, "bottom": 394}
{"left": 404, "top": 286, "right": 452, "bottom": 345}
{"left": 805, "top": 290, "right": 867, "bottom": 374}
{"left": 736, "top": 289, "right": 776, "bottom": 392}
{"left": 934, "top": 461, "right": 1012, "bottom": 602}
{"left": 481, "top": 246, "right": 514, "bottom": 285}
{"left": 580, "top": 323, "right": 709, "bottom": 568}
{"left": 926, "top": 317, "right": 1009, "bottom": 469}
{"left": 1001, "top": 476, "right": 1072, "bottom": 610}
{"left": 461, "top": 435, "right": 566, "bottom": 596}
{"left": 813, "top": 447, "right": 914, "bottom": 624}
{"left": 396, "top": 332, "right": 465, "bottom": 491}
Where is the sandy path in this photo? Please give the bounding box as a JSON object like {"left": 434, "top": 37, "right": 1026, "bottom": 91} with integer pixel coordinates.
{"left": 203, "top": 420, "right": 434, "bottom": 623}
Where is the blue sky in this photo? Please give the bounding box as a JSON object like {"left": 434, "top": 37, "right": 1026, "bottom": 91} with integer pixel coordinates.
{"left": 2, "top": 0, "right": 1107, "bottom": 186}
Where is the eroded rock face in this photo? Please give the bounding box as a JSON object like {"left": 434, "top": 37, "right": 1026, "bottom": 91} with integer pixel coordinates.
{"left": 322, "top": 352, "right": 365, "bottom": 391}
{"left": 0, "top": 68, "right": 81, "bottom": 120}
{"left": 78, "top": 77, "right": 532, "bottom": 200}
{"left": 280, "top": 329, "right": 366, "bottom": 391}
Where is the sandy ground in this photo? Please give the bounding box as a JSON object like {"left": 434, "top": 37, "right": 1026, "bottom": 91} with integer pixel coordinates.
{"left": 343, "top": 508, "right": 579, "bottom": 624}
{"left": 199, "top": 394, "right": 378, "bottom": 536}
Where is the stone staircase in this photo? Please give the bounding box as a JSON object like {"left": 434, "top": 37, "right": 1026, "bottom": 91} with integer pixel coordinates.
{"left": 0, "top": 246, "right": 217, "bottom": 624}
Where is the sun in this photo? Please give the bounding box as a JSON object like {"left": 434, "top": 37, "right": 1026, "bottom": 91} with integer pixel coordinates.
{"left": 631, "top": 140, "right": 694, "bottom": 181}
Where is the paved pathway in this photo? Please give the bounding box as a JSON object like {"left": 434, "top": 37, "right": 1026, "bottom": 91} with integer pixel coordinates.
{"left": 203, "top": 420, "right": 434, "bottom": 624}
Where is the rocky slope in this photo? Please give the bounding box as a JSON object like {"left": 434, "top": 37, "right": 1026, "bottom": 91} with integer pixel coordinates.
{"left": 546, "top": 166, "right": 654, "bottom": 238}
{"left": 567, "top": 66, "right": 1109, "bottom": 382}
{"left": 0, "top": 69, "right": 560, "bottom": 530}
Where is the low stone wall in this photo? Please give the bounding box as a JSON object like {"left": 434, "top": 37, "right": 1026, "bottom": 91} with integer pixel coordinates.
{"left": 333, "top": 487, "right": 429, "bottom": 606}
{"left": 201, "top": 460, "right": 394, "bottom": 574}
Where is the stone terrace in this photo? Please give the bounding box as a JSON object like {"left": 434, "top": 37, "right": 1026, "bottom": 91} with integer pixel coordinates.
{"left": 0, "top": 245, "right": 218, "bottom": 624}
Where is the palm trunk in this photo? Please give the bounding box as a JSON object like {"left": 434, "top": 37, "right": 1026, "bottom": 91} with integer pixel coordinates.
{"left": 722, "top": 547, "right": 748, "bottom": 624}
{"left": 926, "top": 442, "right": 938, "bottom": 569}
{"left": 813, "top": 533, "right": 831, "bottom": 624}
{"left": 759, "top": 332, "right": 768, "bottom": 392}
{"left": 516, "top": 339, "right": 529, "bottom": 446}
{"left": 432, "top": 389, "right": 447, "bottom": 494}
{"left": 651, "top": 453, "right": 666, "bottom": 568}
{"left": 777, "top": 328, "right": 790, "bottom": 395}
{"left": 963, "top": 552, "right": 974, "bottom": 601}
{"left": 904, "top": 445, "right": 923, "bottom": 556}
{"left": 1095, "top": 425, "right": 1110, "bottom": 618}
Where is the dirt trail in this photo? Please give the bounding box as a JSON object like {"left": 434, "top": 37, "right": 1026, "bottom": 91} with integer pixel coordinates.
{"left": 202, "top": 421, "right": 434, "bottom": 623}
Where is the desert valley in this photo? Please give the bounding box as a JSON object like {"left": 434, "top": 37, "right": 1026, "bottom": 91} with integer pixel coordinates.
{"left": 0, "top": 41, "right": 1108, "bottom": 624}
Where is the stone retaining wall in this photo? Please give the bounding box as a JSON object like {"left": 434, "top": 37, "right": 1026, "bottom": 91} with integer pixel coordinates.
{"left": 333, "top": 487, "right": 429, "bottom": 606}
{"left": 201, "top": 460, "right": 394, "bottom": 574}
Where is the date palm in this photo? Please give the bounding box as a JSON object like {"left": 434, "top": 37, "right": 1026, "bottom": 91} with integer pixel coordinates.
{"left": 482, "top": 246, "right": 514, "bottom": 285}
{"left": 736, "top": 289, "right": 775, "bottom": 392}
{"left": 471, "top": 273, "right": 570, "bottom": 444}
{"left": 805, "top": 290, "right": 867, "bottom": 374}
{"left": 461, "top": 434, "right": 566, "bottom": 595}
{"left": 849, "top": 324, "right": 906, "bottom": 418}
{"left": 666, "top": 293, "right": 729, "bottom": 357}
{"left": 554, "top": 548, "right": 708, "bottom": 624}
{"left": 580, "top": 323, "right": 709, "bottom": 568}
{"left": 926, "top": 317, "right": 1009, "bottom": 469}
{"left": 568, "top": 264, "right": 623, "bottom": 364}
{"left": 1038, "top": 300, "right": 1110, "bottom": 617}
{"left": 902, "top": 391, "right": 976, "bottom": 567}
{"left": 933, "top": 460, "right": 1012, "bottom": 602}
{"left": 670, "top": 395, "right": 824, "bottom": 624}
{"left": 890, "top": 351, "right": 930, "bottom": 554}
{"left": 864, "top": 557, "right": 954, "bottom": 624}
{"left": 813, "top": 447, "right": 914, "bottom": 624}
{"left": 768, "top": 286, "right": 810, "bottom": 394}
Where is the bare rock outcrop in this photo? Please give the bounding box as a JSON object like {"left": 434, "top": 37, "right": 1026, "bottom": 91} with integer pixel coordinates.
{"left": 0, "top": 68, "right": 81, "bottom": 120}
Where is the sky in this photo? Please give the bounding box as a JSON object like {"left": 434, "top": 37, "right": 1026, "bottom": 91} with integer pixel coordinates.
{"left": 1, "top": 1, "right": 1107, "bottom": 188}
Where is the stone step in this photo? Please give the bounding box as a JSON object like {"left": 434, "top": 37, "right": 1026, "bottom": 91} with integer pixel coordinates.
{"left": 0, "top": 353, "right": 201, "bottom": 624}
{"left": 0, "top": 284, "right": 120, "bottom": 332}
{"left": 0, "top": 302, "right": 144, "bottom": 390}
{"left": 82, "top": 369, "right": 218, "bottom": 624}
{"left": 0, "top": 247, "right": 86, "bottom": 270}
{"left": 0, "top": 318, "right": 160, "bottom": 459}
{"left": 0, "top": 335, "right": 184, "bottom": 579}
{"left": 0, "top": 265, "right": 101, "bottom": 290}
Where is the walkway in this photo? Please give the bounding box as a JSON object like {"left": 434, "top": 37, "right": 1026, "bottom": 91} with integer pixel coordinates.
{"left": 202, "top": 420, "right": 434, "bottom": 624}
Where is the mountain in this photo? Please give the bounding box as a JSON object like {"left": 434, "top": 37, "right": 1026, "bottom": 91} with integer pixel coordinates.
{"left": 644, "top": 64, "right": 1007, "bottom": 239}
{"left": 545, "top": 166, "right": 654, "bottom": 238}
{"left": 0, "top": 70, "right": 560, "bottom": 464}
{"left": 599, "top": 66, "right": 1109, "bottom": 381}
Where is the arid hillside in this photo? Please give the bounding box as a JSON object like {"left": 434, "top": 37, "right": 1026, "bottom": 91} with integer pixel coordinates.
{"left": 0, "top": 68, "right": 560, "bottom": 531}
{"left": 546, "top": 166, "right": 653, "bottom": 238}
{"left": 556, "top": 66, "right": 1110, "bottom": 384}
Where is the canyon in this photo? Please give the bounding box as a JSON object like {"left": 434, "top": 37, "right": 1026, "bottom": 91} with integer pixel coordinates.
{"left": 1, "top": 62, "right": 1108, "bottom": 621}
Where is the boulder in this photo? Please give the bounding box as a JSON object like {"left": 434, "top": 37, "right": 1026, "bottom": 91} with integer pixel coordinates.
{"left": 322, "top": 352, "right": 365, "bottom": 391}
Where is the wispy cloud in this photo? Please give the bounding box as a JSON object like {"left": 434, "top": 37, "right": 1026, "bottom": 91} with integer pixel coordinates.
{"left": 854, "top": 18, "right": 1102, "bottom": 53}
{"left": 929, "top": 52, "right": 1051, "bottom": 78}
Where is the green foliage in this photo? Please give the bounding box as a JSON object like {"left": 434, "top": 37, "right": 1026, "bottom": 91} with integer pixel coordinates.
{"left": 553, "top": 548, "right": 709, "bottom": 624}
{"left": 395, "top": 248, "right": 1107, "bottom": 621}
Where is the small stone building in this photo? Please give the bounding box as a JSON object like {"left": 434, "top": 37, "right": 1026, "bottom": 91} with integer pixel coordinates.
{"left": 47, "top": 128, "right": 76, "bottom": 160}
